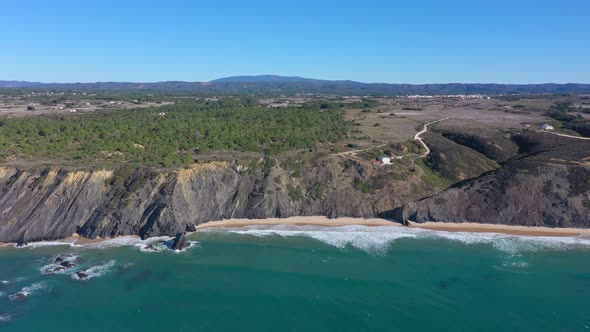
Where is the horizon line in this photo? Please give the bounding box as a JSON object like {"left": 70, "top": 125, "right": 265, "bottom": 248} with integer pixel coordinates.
{"left": 2, "top": 77, "right": 590, "bottom": 85}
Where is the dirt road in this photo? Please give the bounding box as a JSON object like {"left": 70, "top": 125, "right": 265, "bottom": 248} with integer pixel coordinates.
{"left": 414, "top": 117, "right": 452, "bottom": 159}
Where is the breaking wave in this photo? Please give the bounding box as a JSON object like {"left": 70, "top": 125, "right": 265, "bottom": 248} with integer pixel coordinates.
{"left": 210, "top": 224, "right": 590, "bottom": 254}
{"left": 8, "top": 282, "right": 49, "bottom": 300}
{"left": 15, "top": 236, "right": 147, "bottom": 249}
{"left": 40, "top": 254, "right": 79, "bottom": 275}
{"left": 71, "top": 260, "right": 116, "bottom": 281}
{"left": 0, "top": 313, "right": 13, "bottom": 323}
{"left": 10, "top": 235, "right": 195, "bottom": 252}
{"left": 136, "top": 238, "right": 198, "bottom": 253}
{"left": 1, "top": 277, "right": 25, "bottom": 285}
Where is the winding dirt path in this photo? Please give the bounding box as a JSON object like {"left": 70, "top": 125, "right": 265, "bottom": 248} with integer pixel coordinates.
{"left": 538, "top": 130, "right": 590, "bottom": 141}
{"left": 334, "top": 116, "right": 451, "bottom": 164}
{"left": 413, "top": 117, "right": 452, "bottom": 159}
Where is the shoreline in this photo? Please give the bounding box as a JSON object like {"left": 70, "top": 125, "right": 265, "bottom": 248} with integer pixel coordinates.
{"left": 0, "top": 234, "right": 141, "bottom": 248}
{"left": 196, "top": 216, "right": 590, "bottom": 238}
{"left": 2, "top": 217, "right": 589, "bottom": 248}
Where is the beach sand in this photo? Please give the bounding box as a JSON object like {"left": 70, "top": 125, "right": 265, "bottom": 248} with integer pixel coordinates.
{"left": 3, "top": 217, "right": 588, "bottom": 248}
{"left": 196, "top": 216, "right": 590, "bottom": 238}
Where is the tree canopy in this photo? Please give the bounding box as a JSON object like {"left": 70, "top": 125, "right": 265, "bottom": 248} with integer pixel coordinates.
{"left": 0, "top": 99, "right": 350, "bottom": 167}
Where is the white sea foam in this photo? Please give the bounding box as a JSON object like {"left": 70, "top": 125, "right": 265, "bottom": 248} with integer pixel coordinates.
{"left": 12, "top": 235, "right": 173, "bottom": 250}
{"left": 135, "top": 236, "right": 172, "bottom": 253}
{"left": 8, "top": 234, "right": 199, "bottom": 253}
{"left": 40, "top": 264, "right": 68, "bottom": 275}
{"left": 135, "top": 236, "right": 198, "bottom": 253}
{"left": 18, "top": 240, "right": 77, "bottom": 249}
{"left": 211, "top": 224, "right": 590, "bottom": 254}
{"left": 71, "top": 260, "right": 116, "bottom": 281}
{"left": 40, "top": 254, "right": 79, "bottom": 275}
{"left": 137, "top": 243, "right": 164, "bottom": 253}
{"left": 1, "top": 277, "right": 26, "bottom": 285}
{"left": 8, "top": 282, "right": 48, "bottom": 300}
{"left": 81, "top": 236, "right": 156, "bottom": 249}
{"left": 0, "top": 313, "right": 13, "bottom": 323}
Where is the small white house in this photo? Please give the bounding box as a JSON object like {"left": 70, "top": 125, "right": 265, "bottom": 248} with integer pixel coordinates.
{"left": 158, "top": 112, "right": 166, "bottom": 116}
{"left": 541, "top": 124, "right": 554, "bottom": 130}
{"left": 377, "top": 156, "right": 392, "bottom": 165}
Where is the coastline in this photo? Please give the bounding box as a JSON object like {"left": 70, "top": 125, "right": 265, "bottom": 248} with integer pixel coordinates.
{"left": 196, "top": 216, "right": 590, "bottom": 238}
{"left": 0, "top": 234, "right": 141, "bottom": 248}
{"left": 195, "top": 216, "right": 395, "bottom": 229}
{"left": 2, "top": 217, "right": 589, "bottom": 248}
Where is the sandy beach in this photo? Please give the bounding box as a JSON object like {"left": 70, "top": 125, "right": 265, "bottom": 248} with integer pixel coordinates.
{"left": 196, "top": 216, "right": 395, "bottom": 229}
{"left": 2, "top": 217, "right": 588, "bottom": 248}
{"left": 196, "top": 216, "right": 590, "bottom": 238}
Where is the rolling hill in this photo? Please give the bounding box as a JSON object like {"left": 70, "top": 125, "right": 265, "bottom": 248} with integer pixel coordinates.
{"left": 1, "top": 76, "right": 590, "bottom": 95}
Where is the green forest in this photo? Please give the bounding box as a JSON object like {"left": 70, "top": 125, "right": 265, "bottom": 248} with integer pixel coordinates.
{"left": 0, "top": 99, "right": 350, "bottom": 167}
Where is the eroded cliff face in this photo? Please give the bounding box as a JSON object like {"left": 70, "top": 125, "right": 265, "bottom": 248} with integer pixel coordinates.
{"left": 392, "top": 163, "right": 590, "bottom": 228}
{"left": 391, "top": 133, "right": 590, "bottom": 228}
{"left": 0, "top": 157, "right": 430, "bottom": 243}
{"left": 4, "top": 132, "right": 586, "bottom": 244}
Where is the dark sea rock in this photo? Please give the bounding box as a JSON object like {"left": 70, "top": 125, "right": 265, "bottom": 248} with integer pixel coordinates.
{"left": 60, "top": 261, "right": 76, "bottom": 269}
{"left": 54, "top": 256, "right": 66, "bottom": 263}
{"left": 75, "top": 271, "right": 89, "bottom": 280}
{"left": 170, "top": 233, "right": 189, "bottom": 251}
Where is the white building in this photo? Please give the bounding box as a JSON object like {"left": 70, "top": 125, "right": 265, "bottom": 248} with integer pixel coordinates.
{"left": 541, "top": 124, "right": 554, "bottom": 130}
{"left": 377, "top": 156, "right": 392, "bottom": 165}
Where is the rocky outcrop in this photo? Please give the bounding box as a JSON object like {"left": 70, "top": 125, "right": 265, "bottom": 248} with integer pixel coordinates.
{"left": 170, "top": 233, "right": 189, "bottom": 251}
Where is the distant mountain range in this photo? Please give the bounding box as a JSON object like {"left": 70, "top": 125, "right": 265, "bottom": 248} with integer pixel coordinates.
{"left": 1, "top": 75, "right": 590, "bottom": 95}
{"left": 211, "top": 75, "right": 329, "bottom": 83}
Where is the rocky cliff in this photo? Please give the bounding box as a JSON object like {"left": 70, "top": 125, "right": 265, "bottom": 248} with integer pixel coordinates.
{"left": 0, "top": 157, "right": 431, "bottom": 244}
{"left": 391, "top": 133, "right": 590, "bottom": 228}
{"left": 2, "top": 132, "right": 588, "bottom": 244}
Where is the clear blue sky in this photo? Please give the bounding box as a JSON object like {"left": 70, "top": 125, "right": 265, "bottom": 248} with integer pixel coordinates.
{"left": 1, "top": 0, "right": 589, "bottom": 83}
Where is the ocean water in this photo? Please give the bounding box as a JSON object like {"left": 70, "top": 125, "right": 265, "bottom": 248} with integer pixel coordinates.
{"left": 0, "top": 225, "right": 589, "bottom": 331}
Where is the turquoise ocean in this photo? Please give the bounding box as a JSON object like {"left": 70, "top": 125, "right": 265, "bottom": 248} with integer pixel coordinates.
{"left": 0, "top": 225, "right": 589, "bottom": 331}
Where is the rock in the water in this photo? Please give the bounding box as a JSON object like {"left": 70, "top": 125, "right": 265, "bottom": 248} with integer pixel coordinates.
{"left": 60, "top": 261, "right": 76, "bottom": 269}
{"left": 170, "top": 232, "right": 189, "bottom": 251}
{"left": 54, "top": 256, "right": 65, "bottom": 263}
{"left": 75, "top": 271, "right": 89, "bottom": 280}
{"left": 55, "top": 254, "right": 77, "bottom": 263}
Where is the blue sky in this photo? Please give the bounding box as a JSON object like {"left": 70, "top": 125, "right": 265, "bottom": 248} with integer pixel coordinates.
{"left": 1, "top": 0, "right": 589, "bottom": 83}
